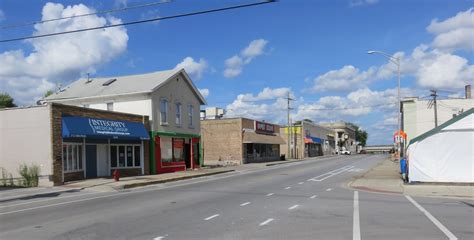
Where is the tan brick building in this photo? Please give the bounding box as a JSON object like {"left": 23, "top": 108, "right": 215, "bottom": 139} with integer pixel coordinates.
{"left": 0, "top": 103, "right": 150, "bottom": 186}
{"left": 201, "top": 118, "right": 285, "bottom": 165}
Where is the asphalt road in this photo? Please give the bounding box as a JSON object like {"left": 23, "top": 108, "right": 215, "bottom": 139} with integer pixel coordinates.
{"left": 1, "top": 154, "right": 473, "bottom": 240}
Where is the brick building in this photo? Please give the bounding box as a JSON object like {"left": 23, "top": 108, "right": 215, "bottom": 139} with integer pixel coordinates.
{"left": 201, "top": 118, "right": 285, "bottom": 165}
{"left": 0, "top": 103, "right": 150, "bottom": 186}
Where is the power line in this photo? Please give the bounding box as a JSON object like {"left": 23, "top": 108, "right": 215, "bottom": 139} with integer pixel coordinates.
{"left": 0, "top": 0, "right": 276, "bottom": 43}
{"left": 0, "top": 0, "right": 173, "bottom": 30}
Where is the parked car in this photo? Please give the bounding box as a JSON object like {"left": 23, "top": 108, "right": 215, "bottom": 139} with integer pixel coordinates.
{"left": 340, "top": 150, "right": 351, "bottom": 155}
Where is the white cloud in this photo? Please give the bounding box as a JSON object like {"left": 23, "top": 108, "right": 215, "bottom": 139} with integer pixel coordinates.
{"left": 349, "top": 0, "right": 379, "bottom": 7}
{"left": 0, "top": 2, "right": 128, "bottom": 105}
{"left": 0, "top": 9, "right": 5, "bottom": 22}
{"left": 308, "top": 65, "right": 377, "bottom": 92}
{"left": 198, "top": 88, "right": 210, "bottom": 98}
{"left": 223, "top": 39, "right": 268, "bottom": 78}
{"left": 174, "top": 57, "right": 208, "bottom": 80}
{"left": 427, "top": 8, "right": 474, "bottom": 52}
{"left": 225, "top": 87, "right": 291, "bottom": 122}
{"left": 241, "top": 39, "right": 268, "bottom": 62}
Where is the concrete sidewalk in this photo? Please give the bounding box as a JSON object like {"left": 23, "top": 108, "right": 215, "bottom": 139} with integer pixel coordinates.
{"left": 348, "top": 157, "right": 474, "bottom": 199}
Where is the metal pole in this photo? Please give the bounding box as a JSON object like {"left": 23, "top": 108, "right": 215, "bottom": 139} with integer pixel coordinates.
{"left": 287, "top": 92, "right": 290, "bottom": 159}
{"left": 397, "top": 61, "right": 401, "bottom": 161}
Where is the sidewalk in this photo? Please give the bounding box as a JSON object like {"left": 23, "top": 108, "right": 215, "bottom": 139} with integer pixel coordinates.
{"left": 348, "top": 157, "right": 474, "bottom": 199}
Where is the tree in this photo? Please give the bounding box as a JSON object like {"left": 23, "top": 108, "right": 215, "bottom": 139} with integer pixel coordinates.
{"left": 44, "top": 90, "right": 54, "bottom": 98}
{"left": 345, "top": 122, "right": 368, "bottom": 147}
{"left": 0, "top": 92, "right": 16, "bottom": 108}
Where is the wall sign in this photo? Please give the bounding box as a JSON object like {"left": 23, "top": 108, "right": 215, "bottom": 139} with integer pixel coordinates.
{"left": 89, "top": 118, "right": 129, "bottom": 136}
{"left": 255, "top": 121, "right": 275, "bottom": 134}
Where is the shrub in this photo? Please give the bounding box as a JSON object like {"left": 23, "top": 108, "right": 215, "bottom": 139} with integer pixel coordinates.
{"left": 18, "top": 164, "right": 41, "bottom": 187}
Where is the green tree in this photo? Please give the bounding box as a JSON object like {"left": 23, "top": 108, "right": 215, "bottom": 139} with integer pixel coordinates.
{"left": 44, "top": 90, "right": 54, "bottom": 98}
{"left": 0, "top": 92, "right": 17, "bottom": 108}
{"left": 345, "top": 122, "right": 368, "bottom": 147}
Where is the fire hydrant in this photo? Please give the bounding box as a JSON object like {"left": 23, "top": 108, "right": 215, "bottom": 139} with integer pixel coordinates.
{"left": 113, "top": 169, "right": 120, "bottom": 181}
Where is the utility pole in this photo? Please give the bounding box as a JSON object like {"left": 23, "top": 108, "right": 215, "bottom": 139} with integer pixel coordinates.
{"left": 286, "top": 91, "right": 294, "bottom": 159}
{"left": 430, "top": 90, "right": 438, "bottom": 127}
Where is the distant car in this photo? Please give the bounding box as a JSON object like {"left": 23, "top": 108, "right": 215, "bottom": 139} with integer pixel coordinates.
{"left": 340, "top": 150, "right": 351, "bottom": 155}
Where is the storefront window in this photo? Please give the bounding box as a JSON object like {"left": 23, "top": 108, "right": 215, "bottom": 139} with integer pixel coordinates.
{"left": 161, "top": 137, "right": 173, "bottom": 163}
{"left": 110, "top": 144, "right": 141, "bottom": 168}
{"left": 173, "top": 138, "right": 185, "bottom": 162}
{"left": 62, "top": 143, "right": 83, "bottom": 172}
{"left": 134, "top": 146, "right": 141, "bottom": 167}
{"left": 126, "top": 146, "right": 133, "bottom": 166}
{"left": 111, "top": 146, "right": 117, "bottom": 167}
{"left": 118, "top": 146, "right": 125, "bottom": 167}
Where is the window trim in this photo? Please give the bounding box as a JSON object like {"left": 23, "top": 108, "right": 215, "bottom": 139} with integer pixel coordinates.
{"left": 110, "top": 143, "right": 142, "bottom": 169}
{"left": 175, "top": 102, "right": 182, "bottom": 126}
{"left": 188, "top": 104, "right": 194, "bottom": 127}
{"left": 62, "top": 142, "right": 84, "bottom": 173}
{"left": 160, "top": 98, "right": 169, "bottom": 125}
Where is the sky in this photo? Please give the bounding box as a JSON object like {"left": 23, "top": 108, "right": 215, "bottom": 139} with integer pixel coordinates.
{"left": 0, "top": 0, "right": 473, "bottom": 145}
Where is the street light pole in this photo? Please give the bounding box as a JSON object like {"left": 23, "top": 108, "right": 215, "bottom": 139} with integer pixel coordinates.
{"left": 368, "top": 50, "right": 402, "bottom": 162}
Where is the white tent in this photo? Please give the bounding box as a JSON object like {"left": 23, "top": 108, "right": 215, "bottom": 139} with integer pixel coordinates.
{"left": 407, "top": 108, "right": 474, "bottom": 183}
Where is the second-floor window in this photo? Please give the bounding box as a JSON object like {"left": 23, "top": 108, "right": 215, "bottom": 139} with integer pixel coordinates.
{"left": 160, "top": 99, "right": 168, "bottom": 124}
{"left": 188, "top": 105, "right": 194, "bottom": 127}
{"left": 175, "top": 103, "right": 182, "bottom": 125}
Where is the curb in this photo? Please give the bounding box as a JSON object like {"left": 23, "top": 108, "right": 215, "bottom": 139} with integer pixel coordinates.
{"left": 265, "top": 155, "right": 338, "bottom": 167}
{"left": 0, "top": 188, "right": 83, "bottom": 203}
{"left": 117, "top": 170, "right": 236, "bottom": 190}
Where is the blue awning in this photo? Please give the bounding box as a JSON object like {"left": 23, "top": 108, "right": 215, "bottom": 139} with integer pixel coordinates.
{"left": 62, "top": 116, "right": 150, "bottom": 140}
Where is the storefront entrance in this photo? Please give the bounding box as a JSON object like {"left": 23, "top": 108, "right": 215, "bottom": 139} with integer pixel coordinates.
{"left": 85, "top": 145, "right": 97, "bottom": 178}
{"left": 97, "top": 145, "right": 109, "bottom": 177}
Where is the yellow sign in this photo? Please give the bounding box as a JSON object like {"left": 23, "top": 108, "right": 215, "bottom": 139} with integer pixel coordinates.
{"left": 283, "top": 126, "right": 301, "bottom": 134}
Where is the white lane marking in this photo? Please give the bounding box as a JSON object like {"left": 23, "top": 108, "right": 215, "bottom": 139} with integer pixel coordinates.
{"left": 285, "top": 187, "right": 291, "bottom": 190}
{"left": 0, "top": 191, "right": 101, "bottom": 209}
{"left": 298, "top": 182, "right": 304, "bottom": 185}
{"left": 204, "top": 214, "right": 220, "bottom": 221}
{"left": 259, "top": 218, "right": 274, "bottom": 226}
{"left": 288, "top": 204, "right": 299, "bottom": 210}
{"left": 266, "top": 193, "right": 274, "bottom": 196}
{"left": 308, "top": 165, "right": 355, "bottom": 181}
{"left": 240, "top": 202, "right": 250, "bottom": 206}
{"left": 310, "top": 195, "right": 317, "bottom": 199}
{"left": 353, "top": 191, "right": 361, "bottom": 240}
{"left": 326, "top": 188, "right": 332, "bottom": 191}
{"left": 153, "top": 236, "right": 167, "bottom": 240}
{"left": 405, "top": 195, "right": 458, "bottom": 240}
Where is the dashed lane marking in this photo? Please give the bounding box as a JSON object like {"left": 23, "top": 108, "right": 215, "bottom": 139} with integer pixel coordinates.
{"left": 285, "top": 187, "right": 291, "bottom": 190}
{"left": 288, "top": 204, "right": 299, "bottom": 210}
{"left": 204, "top": 214, "right": 219, "bottom": 221}
{"left": 310, "top": 195, "right": 317, "bottom": 199}
{"left": 353, "top": 191, "right": 361, "bottom": 240}
{"left": 266, "top": 193, "right": 274, "bottom": 196}
{"left": 240, "top": 202, "right": 250, "bottom": 206}
{"left": 259, "top": 218, "right": 274, "bottom": 226}
{"left": 326, "top": 188, "right": 332, "bottom": 191}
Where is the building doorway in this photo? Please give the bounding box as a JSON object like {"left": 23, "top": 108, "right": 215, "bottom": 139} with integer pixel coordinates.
{"left": 184, "top": 143, "right": 191, "bottom": 169}
{"left": 86, "top": 145, "right": 97, "bottom": 178}
{"left": 96, "top": 144, "right": 109, "bottom": 177}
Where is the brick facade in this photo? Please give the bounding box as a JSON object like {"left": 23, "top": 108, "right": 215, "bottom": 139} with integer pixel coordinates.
{"left": 201, "top": 118, "right": 243, "bottom": 165}
{"left": 50, "top": 103, "right": 150, "bottom": 185}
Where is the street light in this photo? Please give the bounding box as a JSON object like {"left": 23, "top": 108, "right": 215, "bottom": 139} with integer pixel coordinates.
{"left": 368, "top": 50, "right": 402, "bottom": 161}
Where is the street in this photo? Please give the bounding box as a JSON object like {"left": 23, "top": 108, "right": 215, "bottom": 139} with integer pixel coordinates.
{"left": 1, "top": 154, "right": 473, "bottom": 240}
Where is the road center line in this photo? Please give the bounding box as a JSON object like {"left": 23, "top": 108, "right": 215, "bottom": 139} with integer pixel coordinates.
{"left": 240, "top": 202, "right": 250, "bottom": 206}
{"left": 405, "top": 195, "right": 458, "bottom": 240}
{"left": 266, "top": 193, "right": 274, "bottom": 196}
{"left": 353, "top": 191, "right": 361, "bottom": 240}
{"left": 259, "top": 218, "right": 274, "bottom": 226}
{"left": 298, "top": 182, "right": 304, "bottom": 184}
{"left": 153, "top": 236, "right": 166, "bottom": 240}
{"left": 326, "top": 188, "right": 332, "bottom": 191}
{"left": 204, "top": 214, "right": 219, "bottom": 221}
{"left": 285, "top": 187, "right": 291, "bottom": 190}
{"left": 288, "top": 204, "right": 299, "bottom": 210}
{"left": 310, "top": 195, "right": 317, "bottom": 199}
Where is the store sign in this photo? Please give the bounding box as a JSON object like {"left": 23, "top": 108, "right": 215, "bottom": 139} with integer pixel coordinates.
{"left": 255, "top": 121, "right": 275, "bottom": 134}
{"left": 89, "top": 118, "right": 130, "bottom": 136}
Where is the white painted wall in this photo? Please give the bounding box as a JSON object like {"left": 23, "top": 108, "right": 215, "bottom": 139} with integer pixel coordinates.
{"left": 403, "top": 98, "right": 474, "bottom": 143}
{"left": 0, "top": 106, "right": 53, "bottom": 185}
{"left": 113, "top": 99, "right": 152, "bottom": 119}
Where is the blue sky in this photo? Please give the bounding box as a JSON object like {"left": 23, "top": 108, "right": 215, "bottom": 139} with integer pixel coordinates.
{"left": 1, "top": 0, "right": 473, "bottom": 144}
